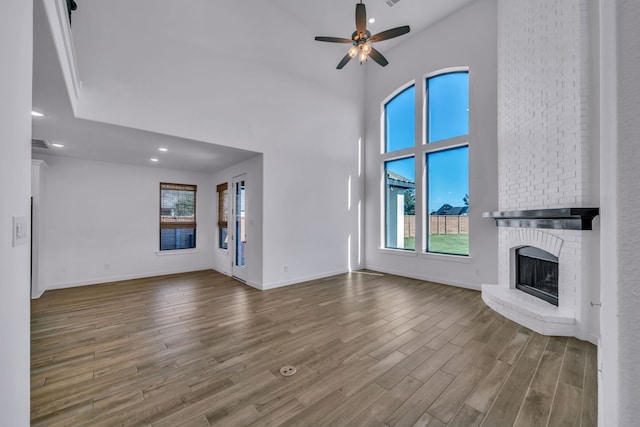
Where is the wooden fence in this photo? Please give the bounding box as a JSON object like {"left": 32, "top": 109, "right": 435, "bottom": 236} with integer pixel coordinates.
{"left": 404, "top": 215, "right": 469, "bottom": 237}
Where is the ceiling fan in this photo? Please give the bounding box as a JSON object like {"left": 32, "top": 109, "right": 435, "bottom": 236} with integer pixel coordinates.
{"left": 314, "top": 1, "right": 410, "bottom": 69}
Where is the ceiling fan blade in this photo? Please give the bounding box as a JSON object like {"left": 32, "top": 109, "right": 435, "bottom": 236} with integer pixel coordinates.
{"left": 369, "top": 25, "right": 411, "bottom": 43}
{"left": 368, "top": 47, "right": 389, "bottom": 67}
{"left": 315, "top": 36, "right": 353, "bottom": 43}
{"left": 337, "top": 52, "right": 354, "bottom": 69}
{"left": 355, "top": 3, "right": 367, "bottom": 39}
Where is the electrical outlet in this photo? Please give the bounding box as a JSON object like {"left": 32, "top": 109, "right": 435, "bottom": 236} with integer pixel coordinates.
{"left": 12, "top": 216, "right": 28, "bottom": 247}
{"left": 283, "top": 266, "right": 288, "bottom": 273}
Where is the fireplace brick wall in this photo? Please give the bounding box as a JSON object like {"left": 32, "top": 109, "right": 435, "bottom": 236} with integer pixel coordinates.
{"left": 498, "top": 0, "right": 590, "bottom": 211}
{"left": 490, "top": 0, "right": 597, "bottom": 342}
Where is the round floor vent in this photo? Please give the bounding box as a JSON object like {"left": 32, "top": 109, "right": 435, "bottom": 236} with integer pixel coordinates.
{"left": 280, "top": 366, "right": 297, "bottom": 377}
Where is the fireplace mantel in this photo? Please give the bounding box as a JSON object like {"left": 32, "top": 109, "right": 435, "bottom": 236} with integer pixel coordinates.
{"left": 482, "top": 208, "right": 599, "bottom": 230}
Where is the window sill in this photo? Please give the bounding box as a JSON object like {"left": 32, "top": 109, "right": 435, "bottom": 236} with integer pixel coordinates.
{"left": 420, "top": 252, "right": 472, "bottom": 263}
{"left": 378, "top": 248, "right": 473, "bottom": 263}
{"left": 378, "top": 248, "right": 419, "bottom": 257}
{"left": 156, "top": 249, "right": 200, "bottom": 256}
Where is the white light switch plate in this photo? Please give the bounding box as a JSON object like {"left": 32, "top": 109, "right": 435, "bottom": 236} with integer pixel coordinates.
{"left": 12, "top": 216, "right": 28, "bottom": 247}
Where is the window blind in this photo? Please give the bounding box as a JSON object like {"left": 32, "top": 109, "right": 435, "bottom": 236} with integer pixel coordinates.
{"left": 160, "top": 183, "right": 197, "bottom": 229}
{"left": 216, "top": 183, "right": 228, "bottom": 229}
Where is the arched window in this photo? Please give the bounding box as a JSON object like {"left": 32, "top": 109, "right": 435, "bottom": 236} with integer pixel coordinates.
{"left": 383, "top": 84, "right": 416, "bottom": 250}
{"left": 382, "top": 70, "right": 469, "bottom": 256}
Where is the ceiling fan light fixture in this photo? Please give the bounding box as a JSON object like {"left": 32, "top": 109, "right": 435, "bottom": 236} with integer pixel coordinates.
{"left": 314, "top": 2, "right": 410, "bottom": 69}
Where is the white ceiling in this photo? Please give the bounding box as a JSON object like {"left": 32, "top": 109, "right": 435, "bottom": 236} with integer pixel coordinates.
{"left": 270, "top": 0, "right": 474, "bottom": 45}
{"left": 31, "top": 0, "right": 259, "bottom": 173}
{"left": 32, "top": 0, "right": 474, "bottom": 172}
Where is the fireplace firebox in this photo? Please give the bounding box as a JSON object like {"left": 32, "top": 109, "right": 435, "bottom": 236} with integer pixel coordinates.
{"left": 515, "top": 246, "right": 558, "bottom": 306}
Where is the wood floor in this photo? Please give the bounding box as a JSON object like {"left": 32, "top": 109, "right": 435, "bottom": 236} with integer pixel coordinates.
{"left": 31, "top": 270, "right": 597, "bottom": 426}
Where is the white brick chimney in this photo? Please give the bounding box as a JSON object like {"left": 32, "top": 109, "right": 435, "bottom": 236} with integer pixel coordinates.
{"left": 482, "top": 0, "right": 598, "bottom": 343}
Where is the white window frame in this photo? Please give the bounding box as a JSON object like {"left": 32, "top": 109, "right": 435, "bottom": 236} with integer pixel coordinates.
{"left": 216, "top": 182, "right": 230, "bottom": 252}
{"left": 380, "top": 67, "right": 471, "bottom": 258}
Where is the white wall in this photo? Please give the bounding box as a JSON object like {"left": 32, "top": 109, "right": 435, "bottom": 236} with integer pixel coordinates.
{"left": 364, "top": 0, "right": 499, "bottom": 289}
{"left": 260, "top": 136, "right": 363, "bottom": 288}
{"left": 0, "top": 0, "right": 32, "bottom": 424}
{"left": 615, "top": 0, "right": 640, "bottom": 417}
{"left": 56, "top": 1, "right": 364, "bottom": 289}
{"left": 600, "top": 0, "right": 640, "bottom": 425}
{"left": 31, "top": 160, "right": 47, "bottom": 298}
{"left": 211, "top": 155, "right": 264, "bottom": 287}
{"left": 33, "top": 154, "right": 217, "bottom": 290}
{"left": 70, "top": 1, "right": 364, "bottom": 155}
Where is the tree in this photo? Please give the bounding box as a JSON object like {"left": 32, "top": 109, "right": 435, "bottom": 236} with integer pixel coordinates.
{"left": 404, "top": 190, "right": 415, "bottom": 215}
{"left": 463, "top": 193, "right": 469, "bottom": 206}
{"left": 174, "top": 196, "right": 195, "bottom": 217}
{"left": 163, "top": 190, "right": 194, "bottom": 217}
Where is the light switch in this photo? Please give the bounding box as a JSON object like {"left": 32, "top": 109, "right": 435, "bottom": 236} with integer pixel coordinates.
{"left": 12, "top": 216, "right": 28, "bottom": 247}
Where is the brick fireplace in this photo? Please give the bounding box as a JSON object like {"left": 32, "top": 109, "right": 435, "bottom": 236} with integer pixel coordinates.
{"left": 482, "top": 0, "right": 599, "bottom": 343}
{"left": 482, "top": 220, "right": 596, "bottom": 338}
{"left": 515, "top": 246, "right": 558, "bottom": 306}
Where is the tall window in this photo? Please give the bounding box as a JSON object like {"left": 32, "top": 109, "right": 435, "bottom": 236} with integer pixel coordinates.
{"left": 385, "top": 157, "right": 415, "bottom": 250}
{"left": 217, "top": 183, "right": 229, "bottom": 250}
{"left": 383, "top": 84, "right": 416, "bottom": 250}
{"left": 427, "top": 146, "right": 469, "bottom": 255}
{"left": 159, "top": 183, "right": 197, "bottom": 251}
{"left": 425, "top": 71, "right": 469, "bottom": 255}
{"left": 382, "top": 70, "right": 469, "bottom": 256}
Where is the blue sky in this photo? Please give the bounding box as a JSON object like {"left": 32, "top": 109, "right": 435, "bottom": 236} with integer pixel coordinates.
{"left": 386, "top": 86, "right": 415, "bottom": 153}
{"left": 386, "top": 147, "right": 468, "bottom": 212}
{"left": 385, "top": 72, "right": 469, "bottom": 212}
{"left": 427, "top": 147, "right": 468, "bottom": 211}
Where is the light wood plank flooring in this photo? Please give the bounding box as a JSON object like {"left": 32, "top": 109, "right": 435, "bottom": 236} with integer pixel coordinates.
{"left": 31, "top": 270, "right": 597, "bottom": 426}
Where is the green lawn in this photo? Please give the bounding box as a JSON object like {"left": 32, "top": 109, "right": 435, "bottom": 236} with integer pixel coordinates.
{"left": 428, "top": 234, "right": 469, "bottom": 255}
{"left": 404, "top": 237, "right": 416, "bottom": 250}
{"left": 402, "top": 235, "right": 468, "bottom": 255}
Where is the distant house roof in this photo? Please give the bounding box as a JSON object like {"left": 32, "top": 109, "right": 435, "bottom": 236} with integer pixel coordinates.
{"left": 434, "top": 204, "right": 468, "bottom": 215}
{"left": 386, "top": 170, "right": 415, "bottom": 190}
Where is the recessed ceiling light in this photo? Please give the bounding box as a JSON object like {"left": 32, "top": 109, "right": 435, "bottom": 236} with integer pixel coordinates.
{"left": 150, "top": 158, "right": 159, "bottom": 162}
{"left": 158, "top": 147, "right": 168, "bottom": 152}
{"left": 368, "top": 18, "right": 375, "bottom": 24}
{"left": 51, "top": 143, "right": 64, "bottom": 148}
{"left": 31, "top": 111, "right": 45, "bottom": 117}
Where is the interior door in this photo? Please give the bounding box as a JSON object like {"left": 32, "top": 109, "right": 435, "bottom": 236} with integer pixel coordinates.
{"left": 232, "top": 175, "right": 247, "bottom": 282}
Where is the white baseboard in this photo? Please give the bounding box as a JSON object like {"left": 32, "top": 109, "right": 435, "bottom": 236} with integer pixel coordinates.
{"left": 42, "top": 265, "right": 214, "bottom": 292}
{"left": 260, "top": 268, "right": 350, "bottom": 290}
{"left": 364, "top": 265, "right": 481, "bottom": 291}
{"left": 39, "top": 265, "right": 482, "bottom": 299}
{"left": 244, "top": 279, "right": 264, "bottom": 290}
{"left": 210, "top": 265, "right": 232, "bottom": 278}
{"left": 31, "top": 288, "right": 46, "bottom": 300}
{"left": 580, "top": 332, "right": 599, "bottom": 346}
